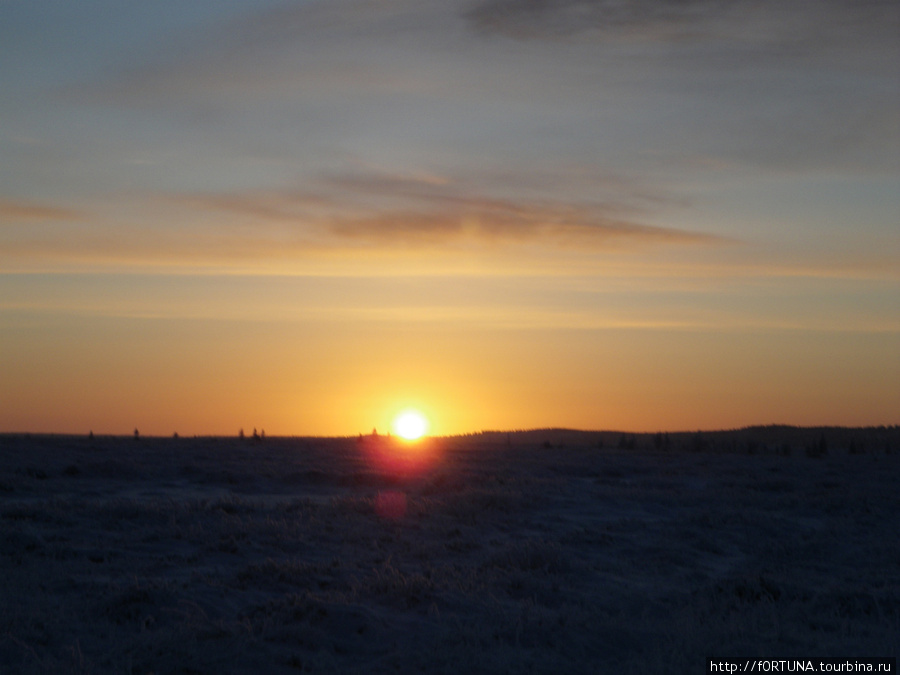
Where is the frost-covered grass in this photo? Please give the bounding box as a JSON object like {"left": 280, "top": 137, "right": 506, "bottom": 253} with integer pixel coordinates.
{"left": 0, "top": 431, "right": 898, "bottom": 673}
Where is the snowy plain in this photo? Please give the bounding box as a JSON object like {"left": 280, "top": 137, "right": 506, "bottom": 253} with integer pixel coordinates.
{"left": 1, "top": 428, "right": 898, "bottom": 674}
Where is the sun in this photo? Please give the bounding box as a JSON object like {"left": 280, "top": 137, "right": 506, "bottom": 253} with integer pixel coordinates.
{"left": 393, "top": 410, "right": 429, "bottom": 441}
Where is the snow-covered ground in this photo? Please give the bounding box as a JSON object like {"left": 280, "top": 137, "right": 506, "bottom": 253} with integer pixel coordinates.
{"left": 1, "top": 431, "right": 897, "bottom": 673}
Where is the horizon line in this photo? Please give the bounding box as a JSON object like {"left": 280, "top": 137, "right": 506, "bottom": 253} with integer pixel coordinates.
{"left": 2, "top": 424, "right": 898, "bottom": 441}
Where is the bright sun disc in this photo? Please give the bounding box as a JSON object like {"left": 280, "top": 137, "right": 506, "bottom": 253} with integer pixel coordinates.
{"left": 393, "top": 411, "right": 428, "bottom": 440}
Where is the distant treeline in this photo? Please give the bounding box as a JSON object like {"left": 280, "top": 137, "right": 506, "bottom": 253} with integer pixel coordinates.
{"left": 2, "top": 425, "right": 898, "bottom": 458}
{"left": 469, "top": 425, "right": 900, "bottom": 457}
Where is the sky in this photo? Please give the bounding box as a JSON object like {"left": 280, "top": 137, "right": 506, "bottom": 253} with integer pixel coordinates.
{"left": 1, "top": 0, "right": 898, "bottom": 436}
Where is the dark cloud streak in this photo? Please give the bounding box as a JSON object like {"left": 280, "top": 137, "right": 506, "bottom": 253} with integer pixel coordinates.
{"left": 328, "top": 206, "right": 721, "bottom": 248}
{"left": 0, "top": 199, "right": 82, "bottom": 224}
{"left": 465, "top": 0, "right": 734, "bottom": 40}
{"left": 463, "top": 0, "right": 900, "bottom": 58}
{"left": 179, "top": 171, "right": 724, "bottom": 249}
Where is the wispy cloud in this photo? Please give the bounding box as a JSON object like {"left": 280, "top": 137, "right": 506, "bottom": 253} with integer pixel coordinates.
{"left": 464, "top": 0, "right": 899, "bottom": 52}
{"left": 0, "top": 169, "right": 725, "bottom": 275}
{"left": 0, "top": 199, "right": 81, "bottom": 224}
{"left": 177, "top": 169, "right": 721, "bottom": 249}
{"left": 6, "top": 1, "right": 895, "bottom": 272}
{"left": 70, "top": 0, "right": 452, "bottom": 105}
{"left": 326, "top": 198, "right": 718, "bottom": 248}
{"left": 464, "top": 0, "right": 734, "bottom": 40}
{"left": 59, "top": 0, "right": 898, "bottom": 179}
{"left": 175, "top": 190, "right": 332, "bottom": 224}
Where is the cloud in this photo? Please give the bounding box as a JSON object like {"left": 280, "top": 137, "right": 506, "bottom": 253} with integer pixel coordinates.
{"left": 61, "top": 0, "right": 897, "bottom": 180}
{"left": 329, "top": 208, "right": 720, "bottom": 248}
{"left": 464, "top": 0, "right": 730, "bottom": 40}
{"left": 70, "top": 0, "right": 453, "bottom": 106}
{"left": 322, "top": 167, "right": 690, "bottom": 214}
{"left": 0, "top": 199, "right": 81, "bottom": 224}
{"left": 465, "top": 0, "right": 900, "bottom": 176}
{"left": 176, "top": 170, "right": 722, "bottom": 250}
{"left": 325, "top": 170, "right": 712, "bottom": 248}
{"left": 326, "top": 193, "right": 717, "bottom": 249}
{"left": 463, "top": 0, "right": 899, "bottom": 51}
{"left": 175, "top": 190, "right": 332, "bottom": 224}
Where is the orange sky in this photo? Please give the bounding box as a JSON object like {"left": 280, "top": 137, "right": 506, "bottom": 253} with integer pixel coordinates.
{"left": 1, "top": 0, "right": 898, "bottom": 435}
{"left": 2, "top": 274, "right": 897, "bottom": 436}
